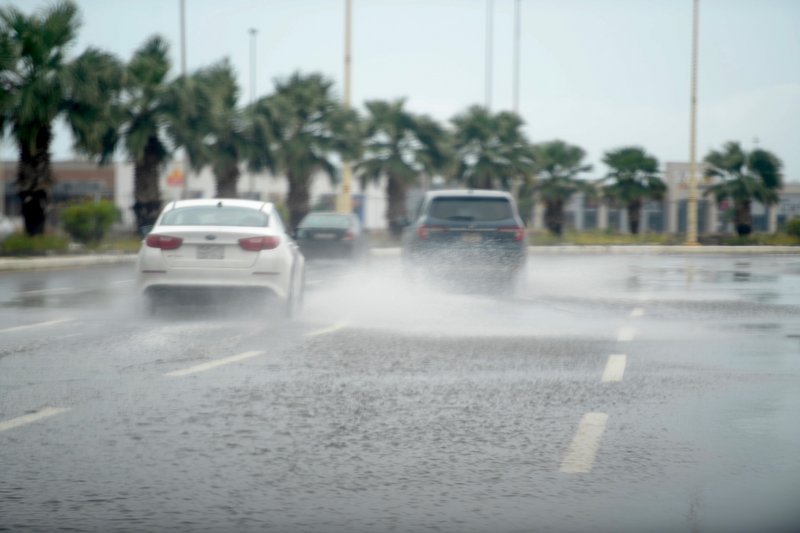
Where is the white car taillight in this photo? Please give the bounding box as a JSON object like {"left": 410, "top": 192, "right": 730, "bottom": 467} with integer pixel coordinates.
{"left": 145, "top": 234, "right": 183, "bottom": 250}
{"left": 238, "top": 236, "right": 280, "bottom": 251}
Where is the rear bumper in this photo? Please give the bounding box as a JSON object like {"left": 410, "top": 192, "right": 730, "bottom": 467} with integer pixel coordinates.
{"left": 138, "top": 269, "right": 289, "bottom": 300}
{"left": 403, "top": 244, "right": 526, "bottom": 273}
{"left": 298, "top": 240, "right": 358, "bottom": 260}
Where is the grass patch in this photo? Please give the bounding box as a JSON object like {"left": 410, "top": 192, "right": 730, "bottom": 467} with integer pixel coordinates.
{"left": 0, "top": 233, "right": 70, "bottom": 256}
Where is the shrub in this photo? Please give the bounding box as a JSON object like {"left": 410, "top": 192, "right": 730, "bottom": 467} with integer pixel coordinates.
{"left": 786, "top": 217, "right": 800, "bottom": 239}
{"left": 0, "top": 233, "right": 70, "bottom": 256}
{"left": 61, "top": 200, "right": 119, "bottom": 244}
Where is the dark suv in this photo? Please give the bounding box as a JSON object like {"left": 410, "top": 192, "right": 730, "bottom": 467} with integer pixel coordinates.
{"left": 402, "top": 189, "right": 527, "bottom": 287}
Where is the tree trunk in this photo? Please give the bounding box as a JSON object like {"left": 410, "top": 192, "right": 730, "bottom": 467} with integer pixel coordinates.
{"left": 734, "top": 199, "right": 752, "bottom": 236}
{"left": 215, "top": 162, "right": 240, "bottom": 198}
{"left": 386, "top": 174, "right": 407, "bottom": 239}
{"left": 16, "top": 126, "right": 53, "bottom": 236}
{"left": 544, "top": 199, "right": 564, "bottom": 236}
{"left": 627, "top": 199, "right": 642, "bottom": 235}
{"left": 132, "top": 136, "right": 163, "bottom": 235}
{"left": 286, "top": 172, "right": 310, "bottom": 230}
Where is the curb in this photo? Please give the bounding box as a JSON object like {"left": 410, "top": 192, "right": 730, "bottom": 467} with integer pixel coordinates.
{"left": 1, "top": 245, "right": 798, "bottom": 272}
{"left": 370, "top": 245, "right": 800, "bottom": 256}
{"left": 0, "top": 254, "right": 137, "bottom": 272}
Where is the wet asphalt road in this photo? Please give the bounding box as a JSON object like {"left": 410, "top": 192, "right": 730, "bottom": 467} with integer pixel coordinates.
{"left": 1, "top": 253, "right": 799, "bottom": 533}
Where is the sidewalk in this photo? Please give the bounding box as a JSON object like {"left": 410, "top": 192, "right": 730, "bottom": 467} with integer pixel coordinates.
{"left": 1, "top": 245, "right": 798, "bottom": 272}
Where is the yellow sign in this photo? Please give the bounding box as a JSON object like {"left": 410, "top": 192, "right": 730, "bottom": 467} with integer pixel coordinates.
{"left": 167, "top": 167, "right": 184, "bottom": 187}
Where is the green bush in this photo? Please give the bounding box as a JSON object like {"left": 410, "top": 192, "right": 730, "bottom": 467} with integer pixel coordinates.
{"left": 786, "top": 217, "right": 800, "bottom": 239}
{"left": 61, "top": 200, "right": 119, "bottom": 244}
{"left": 0, "top": 233, "right": 70, "bottom": 256}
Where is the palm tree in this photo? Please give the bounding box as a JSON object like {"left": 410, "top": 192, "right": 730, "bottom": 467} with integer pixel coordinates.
{"left": 532, "top": 140, "right": 593, "bottom": 236}
{"left": 0, "top": 1, "right": 121, "bottom": 235}
{"left": 602, "top": 146, "right": 665, "bottom": 234}
{"left": 703, "top": 141, "right": 783, "bottom": 236}
{"left": 105, "top": 36, "right": 177, "bottom": 234}
{"left": 357, "top": 99, "right": 449, "bottom": 237}
{"left": 451, "top": 105, "right": 535, "bottom": 190}
{"left": 249, "top": 72, "right": 360, "bottom": 228}
{"left": 171, "top": 59, "right": 247, "bottom": 198}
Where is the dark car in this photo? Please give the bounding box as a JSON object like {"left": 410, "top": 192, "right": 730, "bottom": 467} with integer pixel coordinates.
{"left": 402, "top": 189, "right": 527, "bottom": 288}
{"left": 294, "top": 212, "right": 369, "bottom": 261}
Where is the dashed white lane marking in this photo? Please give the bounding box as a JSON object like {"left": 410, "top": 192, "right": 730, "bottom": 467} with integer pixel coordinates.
{"left": 617, "top": 326, "right": 636, "bottom": 342}
{"left": 19, "top": 287, "right": 76, "bottom": 295}
{"left": 305, "top": 321, "right": 349, "bottom": 338}
{"left": 560, "top": 412, "right": 609, "bottom": 473}
{"left": 165, "top": 350, "right": 264, "bottom": 377}
{"left": 0, "top": 318, "right": 74, "bottom": 334}
{"left": 629, "top": 307, "right": 645, "bottom": 318}
{"left": 112, "top": 279, "right": 135, "bottom": 285}
{"left": 0, "top": 407, "right": 71, "bottom": 433}
{"left": 601, "top": 354, "right": 627, "bottom": 383}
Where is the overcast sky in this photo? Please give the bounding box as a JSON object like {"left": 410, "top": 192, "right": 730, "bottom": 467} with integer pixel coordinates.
{"left": 1, "top": 0, "right": 798, "bottom": 181}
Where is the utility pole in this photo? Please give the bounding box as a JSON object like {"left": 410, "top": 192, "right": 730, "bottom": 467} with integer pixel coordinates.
{"left": 485, "top": 0, "right": 493, "bottom": 110}
{"left": 338, "top": 0, "right": 353, "bottom": 214}
{"left": 686, "top": 0, "right": 700, "bottom": 245}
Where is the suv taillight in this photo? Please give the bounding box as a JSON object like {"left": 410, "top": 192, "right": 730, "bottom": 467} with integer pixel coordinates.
{"left": 145, "top": 234, "right": 183, "bottom": 250}
{"left": 239, "top": 236, "right": 280, "bottom": 251}
{"left": 498, "top": 226, "right": 526, "bottom": 241}
{"left": 417, "top": 225, "right": 446, "bottom": 240}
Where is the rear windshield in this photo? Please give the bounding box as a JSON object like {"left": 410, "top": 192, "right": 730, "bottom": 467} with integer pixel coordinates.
{"left": 428, "top": 197, "right": 514, "bottom": 222}
{"left": 160, "top": 206, "right": 269, "bottom": 227}
{"left": 299, "top": 214, "right": 351, "bottom": 229}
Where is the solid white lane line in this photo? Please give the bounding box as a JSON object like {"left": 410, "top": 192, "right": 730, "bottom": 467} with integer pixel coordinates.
{"left": 560, "top": 412, "right": 609, "bottom": 474}
{"left": 305, "top": 321, "right": 349, "bottom": 338}
{"left": 0, "top": 318, "right": 74, "bottom": 334}
{"left": 165, "top": 350, "right": 264, "bottom": 377}
{"left": 0, "top": 407, "right": 71, "bottom": 433}
{"left": 617, "top": 326, "right": 636, "bottom": 342}
{"left": 601, "top": 354, "right": 627, "bottom": 383}
{"left": 629, "top": 307, "right": 645, "bottom": 318}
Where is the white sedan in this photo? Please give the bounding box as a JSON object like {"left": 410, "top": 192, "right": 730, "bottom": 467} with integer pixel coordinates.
{"left": 137, "top": 199, "right": 304, "bottom": 316}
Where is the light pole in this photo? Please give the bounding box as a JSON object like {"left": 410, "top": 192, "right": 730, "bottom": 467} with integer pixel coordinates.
{"left": 180, "top": 0, "right": 189, "bottom": 199}
{"left": 512, "top": 0, "right": 520, "bottom": 114}
{"left": 686, "top": 0, "right": 699, "bottom": 245}
{"left": 485, "top": 0, "right": 493, "bottom": 110}
{"left": 248, "top": 28, "right": 258, "bottom": 198}
{"left": 338, "top": 0, "right": 353, "bottom": 214}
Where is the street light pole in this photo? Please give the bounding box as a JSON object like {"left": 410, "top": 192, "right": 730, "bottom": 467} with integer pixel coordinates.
{"left": 180, "top": 0, "right": 189, "bottom": 199}
{"left": 485, "top": 0, "right": 493, "bottom": 110}
{"left": 513, "top": 0, "right": 520, "bottom": 114}
{"left": 249, "top": 28, "right": 258, "bottom": 199}
{"left": 338, "top": 0, "right": 353, "bottom": 214}
{"left": 686, "top": 0, "right": 700, "bottom": 245}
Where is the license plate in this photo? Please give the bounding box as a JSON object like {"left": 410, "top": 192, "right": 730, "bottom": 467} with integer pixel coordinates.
{"left": 197, "top": 245, "right": 224, "bottom": 259}
{"left": 462, "top": 233, "right": 483, "bottom": 244}
{"left": 312, "top": 232, "right": 337, "bottom": 240}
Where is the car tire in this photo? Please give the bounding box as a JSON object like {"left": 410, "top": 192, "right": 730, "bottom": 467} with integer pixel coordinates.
{"left": 285, "top": 267, "right": 304, "bottom": 319}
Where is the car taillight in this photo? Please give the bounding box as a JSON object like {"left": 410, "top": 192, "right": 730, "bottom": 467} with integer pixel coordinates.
{"left": 498, "top": 226, "right": 526, "bottom": 241}
{"left": 343, "top": 230, "right": 355, "bottom": 241}
{"left": 417, "top": 225, "right": 446, "bottom": 240}
{"left": 145, "top": 234, "right": 183, "bottom": 250}
{"left": 238, "top": 235, "right": 280, "bottom": 251}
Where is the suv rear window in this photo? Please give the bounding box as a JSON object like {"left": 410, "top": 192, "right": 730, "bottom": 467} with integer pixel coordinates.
{"left": 299, "top": 214, "right": 352, "bottom": 229}
{"left": 160, "top": 206, "right": 269, "bottom": 227}
{"left": 428, "top": 197, "right": 514, "bottom": 222}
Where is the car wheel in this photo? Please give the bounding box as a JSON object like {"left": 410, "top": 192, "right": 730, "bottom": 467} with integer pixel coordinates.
{"left": 285, "top": 268, "right": 304, "bottom": 319}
